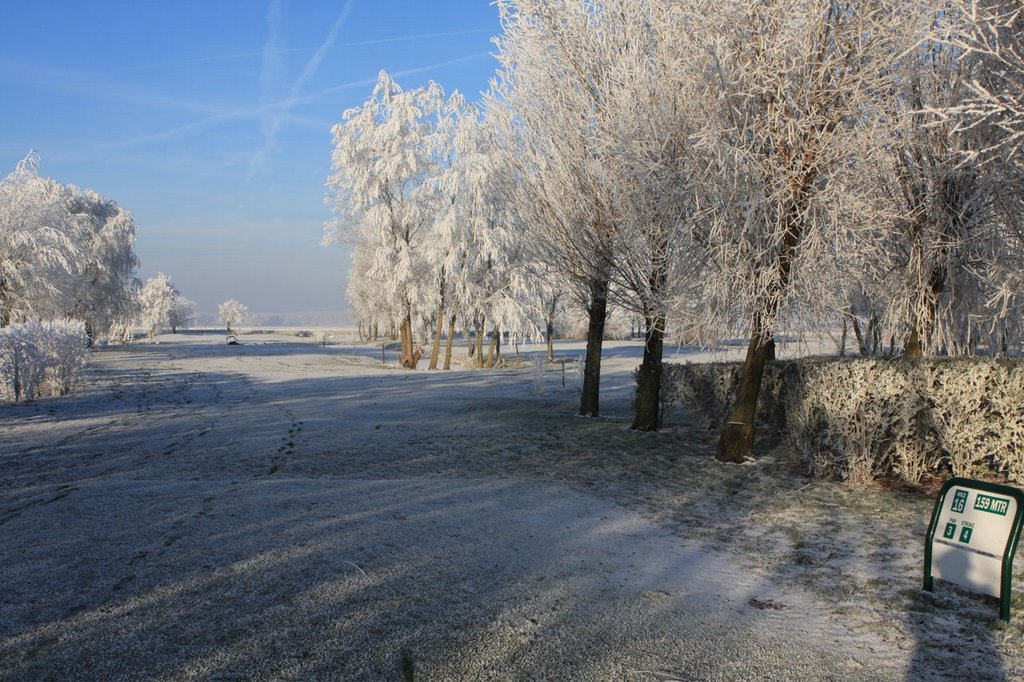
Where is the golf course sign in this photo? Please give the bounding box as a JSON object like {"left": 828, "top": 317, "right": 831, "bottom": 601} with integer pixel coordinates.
{"left": 924, "top": 478, "right": 1024, "bottom": 621}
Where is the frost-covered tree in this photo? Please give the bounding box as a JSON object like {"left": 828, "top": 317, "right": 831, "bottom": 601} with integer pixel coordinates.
{"left": 433, "top": 107, "right": 536, "bottom": 370}
{"left": 139, "top": 273, "right": 177, "bottom": 341}
{"left": 421, "top": 91, "right": 473, "bottom": 370}
{"left": 490, "top": 0, "right": 707, "bottom": 426}
{"left": 491, "top": 0, "right": 629, "bottom": 415}
{"left": 590, "top": 0, "right": 706, "bottom": 430}
{"left": 324, "top": 71, "right": 448, "bottom": 369}
{"left": 66, "top": 189, "right": 141, "bottom": 340}
{"left": 0, "top": 320, "right": 88, "bottom": 402}
{"left": 345, "top": 248, "right": 381, "bottom": 341}
{"left": 935, "top": 1, "right": 1024, "bottom": 352}
{"left": 0, "top": 153, "right": 80, "bottom": 326}
{"left": 168, "top": 292, "right": 196, "bottom": 333}
{"left": 946, "top": 1, "right": 1024, "bottom": 156}
{"left": 867, "top": 29, "right": 1007, "bottom": 357}
{"left": 685, "top": 0, "right": 933, "bottom": 461}
{"left": 0, "top": 153, "right": 140, "bottom": 340}
{"left": 218, "top": 298, "right": 247, "bottom": 333}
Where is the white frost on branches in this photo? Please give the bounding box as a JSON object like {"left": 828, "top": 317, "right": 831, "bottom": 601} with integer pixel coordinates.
{"left": 325, "top": 0, "right": 1024, "bottom": 366}
{"left": 0, "top": 152, "right": 140, "bottom": 341}
{"left": 139, "top": 273, "right": 177, "bottom": 341}
{"left": 0, "top": 320, "right": 88, "bottom": 402}
{"left": 218, "top": 298, "right": 248, "bottom": 333}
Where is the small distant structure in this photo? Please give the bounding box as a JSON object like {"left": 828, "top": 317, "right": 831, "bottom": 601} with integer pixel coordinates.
{"left": 226, "top": 335, "right": 241, "bottom": 345}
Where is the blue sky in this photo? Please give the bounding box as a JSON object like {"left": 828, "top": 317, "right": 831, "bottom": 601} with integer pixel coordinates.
{"left": 0, "top": 1, "right": 501, "bottom": 320}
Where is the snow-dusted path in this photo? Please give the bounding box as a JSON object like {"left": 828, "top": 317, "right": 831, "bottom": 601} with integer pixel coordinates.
{"left": 0, "top": 336, "right": 1010, "bottom": 679}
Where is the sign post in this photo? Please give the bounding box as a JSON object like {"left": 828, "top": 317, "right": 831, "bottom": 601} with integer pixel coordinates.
{"left": 924, "top": 477, "right": 1024, "bottom": 622}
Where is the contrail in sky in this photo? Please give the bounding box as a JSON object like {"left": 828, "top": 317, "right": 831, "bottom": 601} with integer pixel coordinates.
{"left": 115, "top": 29, "right": 494, "bottom": 73}
{"left": 295, "top": 52, "right": 494, "bottom": 107}
{"left": 109, "top": 52, "right": 493, "bottom": 149}
{"left": 249, "top": 0, "right": 356, "bottom": 176}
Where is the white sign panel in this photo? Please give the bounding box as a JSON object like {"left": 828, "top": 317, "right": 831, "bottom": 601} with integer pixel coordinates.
{"left": 931, "top": 485, "right": 1018, "bottom": 598}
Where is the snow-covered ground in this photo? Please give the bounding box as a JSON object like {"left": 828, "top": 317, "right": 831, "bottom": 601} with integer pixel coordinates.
{"left": 1, "top": 333, "right": 1019, "bottom": 680}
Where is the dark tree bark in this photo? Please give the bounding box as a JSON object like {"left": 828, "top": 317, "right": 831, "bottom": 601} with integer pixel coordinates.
{"left": 904, "top": 266, "right": 945, "bottom": 357}
{"left": 851, "top": 310, "right": 868, "bottom": 356}
{"left": 443, "top": 314, "right": 456, "bottom": 370}
{"left": 429, "top": 268, "right": 447, "bottom": 370}
{"left": 544, "top": 295, "right": 557, "bottom": 362}
{"left": 718, "top": 189, "right": 807, "bottom": 462}
{"left": 717, "top": 324, "right": 773, "bottom": 462}
{"left": 399, "top": 312, "right": 420, "bottom": 369}
{"left": 474, "top": 317, "right": 485, "bottom": 367}
{"left": 580, "top": 277, "right": 609, "bottom": 417}
{"left": 0, "top": 278, "right": 11, "bottom": 327}
{"left": 485, "top": 324, "right": 501, "bottom": 368}
{"left": 428, "top": 309, "right": 444, "bottom": 370}
{"left": 631, "top": 313, "right": 666, "bottom": 431}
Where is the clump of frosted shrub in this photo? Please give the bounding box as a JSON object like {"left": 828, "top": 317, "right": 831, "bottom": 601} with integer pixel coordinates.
{"left": 0, "top": 320, "right": 89, "bottom": 402}
{"left": 663, "top": 358, "right": 1024, "bottom": 486}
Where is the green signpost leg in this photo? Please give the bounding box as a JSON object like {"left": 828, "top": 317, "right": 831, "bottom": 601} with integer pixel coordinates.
{"left": 923, "top": 484, "right": 948, "bottom": 593}
{"left": 1001, "top": 492, "right": 1024, "bottom": 623}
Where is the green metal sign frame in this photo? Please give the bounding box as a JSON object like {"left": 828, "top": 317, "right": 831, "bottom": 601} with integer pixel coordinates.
{"left": 924, "top": 477, "right": 1024, "bottom": 622}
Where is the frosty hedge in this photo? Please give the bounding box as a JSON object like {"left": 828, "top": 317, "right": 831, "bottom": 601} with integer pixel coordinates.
{"left": 0, "top": 321, "right": 89, "bottom": 402}
{"left": 663, "top": 358, "right": 1024, "bottom": 486}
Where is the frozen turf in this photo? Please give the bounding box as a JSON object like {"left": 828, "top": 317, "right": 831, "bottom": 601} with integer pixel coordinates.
{"left": 0, "top": 335, "right": 1017, "bottom": 680}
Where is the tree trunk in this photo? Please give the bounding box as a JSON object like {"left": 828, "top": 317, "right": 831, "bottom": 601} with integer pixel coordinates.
{"left": 851, "top": 310, "right": 868, "bottom": 356}
{"left": 429, "top": 309, "right": 444, "bottom": 370}
{"left": 907, "top": 274, "right": 941, "bottom": 357}
{"left": 443, "top": 314, "right": 456, "bottom": 370}
{"left": 0, "top": 278, "right": 10, "bottom": 327}
{"left": 429, "top": 269, "right": 446, "bottom": 370}
{"left": 717, "top": 326, "right": 772, "bottom": 463}
{"left": 400, "top": 313, "right": 420, "bottom": 368}
{"left": 905, "top": 328, "right": 923, "bottom": 357}
{"left": 838, "top": 318, "right": 847, "bottom": 357}
{"left": 631, "top": 313, "right": 665, "bottom": 431}
{"left": 485, "top": 324, "right": 500, "bottom": 368}
{"left": 475, "top": 318, "right": 485, "bottom": 367}
{"left": 580, "top": 278, "right": 610, "bottom": 417}
{"left": 11, "top": 352, "right": 21, "bottom": 402}
{"left": 718, "top": 192, "right": 805, "bottom": 461}
{"left": 545, "top": 296, "right": 557, "bottom": 362}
